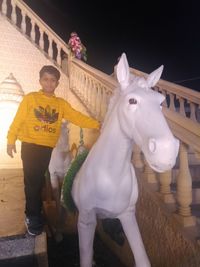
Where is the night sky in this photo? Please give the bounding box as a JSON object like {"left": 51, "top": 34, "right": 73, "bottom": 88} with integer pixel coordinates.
{"left": 23, "top": 0, "right": 200, "bottom": 92}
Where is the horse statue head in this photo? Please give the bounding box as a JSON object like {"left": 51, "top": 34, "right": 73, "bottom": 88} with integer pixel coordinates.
{"left": 114, "top": 53, "right": 179, "bottom": 172}
{"left": 71, "top": 53, "right": 179, "bottom": 267}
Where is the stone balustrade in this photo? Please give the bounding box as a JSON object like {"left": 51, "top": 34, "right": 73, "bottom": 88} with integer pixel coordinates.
{"left": 131, "top": 67, "right": 200, "bottom": 123}
{"left": 69, "top": 58, "right": 116, "bottom": 121}
{"left": 1, "top": 0, "right": 70, "bottom": 68}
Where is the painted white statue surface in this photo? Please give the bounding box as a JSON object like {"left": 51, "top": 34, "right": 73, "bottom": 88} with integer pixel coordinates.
{"left": 49, "top": 119, "right": 72, "bottom": 234}
{"left": 71, "top": 53, "right": 179, "bottom": 267}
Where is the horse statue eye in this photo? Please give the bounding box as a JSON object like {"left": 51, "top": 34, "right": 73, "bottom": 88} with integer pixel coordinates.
{"left": 129, "top": 98, "right": 137, "bottom": 104}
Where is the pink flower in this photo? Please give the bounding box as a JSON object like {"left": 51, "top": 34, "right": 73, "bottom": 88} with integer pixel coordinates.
{"left": 68, "top": 32, "right": 87, "bottom": 61}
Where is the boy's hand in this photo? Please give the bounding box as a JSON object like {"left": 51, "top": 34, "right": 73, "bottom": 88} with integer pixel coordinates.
{"left": 7, "top": 144, "right": 16, "bottom": 158}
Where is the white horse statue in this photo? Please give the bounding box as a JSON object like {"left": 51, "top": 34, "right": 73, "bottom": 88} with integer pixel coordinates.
{"left": 71, "top": 53, "right": 179, "bottom": 267}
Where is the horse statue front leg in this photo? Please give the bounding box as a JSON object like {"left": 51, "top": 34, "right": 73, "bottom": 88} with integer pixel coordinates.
{"left": 118, "top": 211, "right": 151, "bottom": 267}
{"left": 78, "top": 210, "right": 97, "bottom": 267}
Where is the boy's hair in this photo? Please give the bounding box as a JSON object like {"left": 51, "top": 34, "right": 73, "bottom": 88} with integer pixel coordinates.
{"left": 39, "top": 65, "right": 61, "bottom": 80}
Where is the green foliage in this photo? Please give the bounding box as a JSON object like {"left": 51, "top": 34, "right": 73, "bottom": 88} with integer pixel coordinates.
{"left": 61, "top": 149, "right": 89, "bottom": 212}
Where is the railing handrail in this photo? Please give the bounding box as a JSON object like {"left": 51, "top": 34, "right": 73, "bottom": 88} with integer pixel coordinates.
{"left": 163, "top": 108, "right": 200, "bottom": 152}
{"left": 71, "top": 58, "right": 117, "bottom": 90}
{"left": 131, "top": 67, "right": 200, "bottom": 104}
{"left": 14, "top": 0, "right": 70, "bottom": 56}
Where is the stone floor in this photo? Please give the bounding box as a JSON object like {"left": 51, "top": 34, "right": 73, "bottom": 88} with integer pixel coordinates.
{"left": 0, "top": 168, "right": 25, "bottom": 237}
{"left": 0, "top": 169, "right": 48, "bottom": 267}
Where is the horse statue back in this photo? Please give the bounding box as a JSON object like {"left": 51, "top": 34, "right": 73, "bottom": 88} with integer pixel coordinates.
{"left": 71, "top": 53, "right": 179, "bottom": 267}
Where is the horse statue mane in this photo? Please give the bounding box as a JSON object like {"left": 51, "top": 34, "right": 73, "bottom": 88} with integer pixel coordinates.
{"left": 70, "top": 53, "right": 179, "bottom": 267}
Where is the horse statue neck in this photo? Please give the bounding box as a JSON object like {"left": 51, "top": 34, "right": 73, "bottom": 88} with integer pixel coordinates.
{"left": 95, "top": 102, "right": 134, "bottom": 167}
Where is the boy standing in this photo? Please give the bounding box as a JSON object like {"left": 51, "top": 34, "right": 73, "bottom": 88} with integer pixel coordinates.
{"left": 7, "top": 65, "right": 99, "bottom": 236}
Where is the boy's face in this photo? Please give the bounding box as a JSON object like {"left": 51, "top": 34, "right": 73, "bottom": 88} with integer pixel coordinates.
{"left": 39, "top": 72, "right": 59, "bottom": 95}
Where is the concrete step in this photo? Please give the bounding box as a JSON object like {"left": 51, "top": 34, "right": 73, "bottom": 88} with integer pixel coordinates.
{"left": 0, "top": 232, "right": 48, "bottom": 267}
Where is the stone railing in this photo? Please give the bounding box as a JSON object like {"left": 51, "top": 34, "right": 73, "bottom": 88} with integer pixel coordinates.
{"left": 69, "top": 58, "right": 116, "bottom": 121}
{"left": 131, "top": 67, "right": 200, "bottom": 123}
{"left": 1, "top": 0, "right": 200, "bottom": 232}
{"left": 0, "top": 0, "right": 70, "bottom": 69}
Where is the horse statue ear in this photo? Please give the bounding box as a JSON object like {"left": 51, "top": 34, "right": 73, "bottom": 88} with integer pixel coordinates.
{"left": 146, "top": 65, "right": 164, "bottom": 88}
{"left": 116, "top": 53, "right": 130, "bottom": 90}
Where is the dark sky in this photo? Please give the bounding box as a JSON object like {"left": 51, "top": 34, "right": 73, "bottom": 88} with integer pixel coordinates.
{"left": 23, "top": 0, "right": 200, "bottom": 92}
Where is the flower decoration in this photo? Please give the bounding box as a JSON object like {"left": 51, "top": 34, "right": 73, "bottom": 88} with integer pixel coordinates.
{"left": 68, "top": 32, "right": 87, "bottom": 61}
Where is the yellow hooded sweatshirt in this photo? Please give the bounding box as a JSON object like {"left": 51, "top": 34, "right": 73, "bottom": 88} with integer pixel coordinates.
{"left": 7, "top": 90, "right": 99, "bottom": 147}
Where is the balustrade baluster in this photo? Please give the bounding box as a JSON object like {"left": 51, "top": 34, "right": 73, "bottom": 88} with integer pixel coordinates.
{"left": 169, "top": 93, "right": 176, "bottom": 111}
{"left": 1, "top": 0, "right": 7, "bottom": 15}
{"left": 178, "top": 97, "right": 186, "bottom": 116}
{"left": 57, "top": 45, "right": 62, "bottom": 67}
{"left": 159, "top": 170, "right": 175, "bottom": 203}
{"left": 176, "top": 142, "right": 196, "bottom": 226}
{"left": 99, "top": 90, "right": 104, "bottom": 121}
{"left": 96, "top": 85, "right": 102, "bottom": 119}
{"left": 20, "top": 11, "right": 26, "bottom": 34}
{"left": 189, "top": 102, "right": 197, "bottom": 122}
{"left": 77, "top": 71, "right": 82, "bottom": 98}
{"left": 143, "top": 159, "right": 157, "bottom": 183}
{"left": 88, "top": 79, "right": 93, "bottom": 111}
{"left": 74, "top": 70, "right": 78, "bottom": 92}
{"left": 61, "top": 54, "right": 68, "bottom": 75}
{"left": 69, "top": 66, "right": 74, "bottom": 89}
{"left": 76, "top": 72, "right": 79, "bottom": 93}
{"left": 38, "top": 28, "right": 44, "bottom": 50}
{"left": 48, "top": 37, "right": 54, "bottom": 59}
{"left": 78, "top": 71, "right": 83, "bottom": 98}
{"left": 82, "top": 74, "right": 86, "bottom": 100}
{"left": 30, "top": 20, "right": 36, "bottom": 42}
{"left": 100, "top": 90, "right": 109, "bottom": 120}
{"left": 82, "top": 74, "right": 86, "bottom": 99}
{"left": 71, "top": 68, "right": 76, "bottom": 92}
{"left": 85, "top": 76, "right": 90, "bottom": 104}
{"left": 90, "top": 80, "right": 95, "bottom": 110}
{"left": 11, "top": 0, "right": 17, "bottom": 25}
